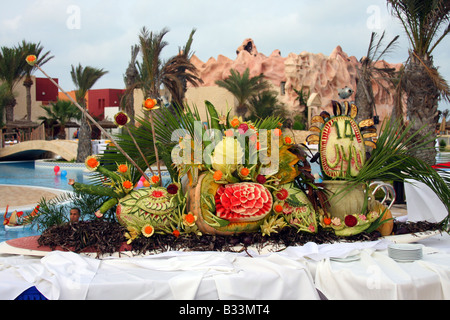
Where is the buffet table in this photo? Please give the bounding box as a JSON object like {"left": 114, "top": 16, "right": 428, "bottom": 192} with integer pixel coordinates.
{"left": 311, "top": 234, "right": 450, "bottom": 299}
{"left": 1, "top": 232, "right": 449, "bottom": 300}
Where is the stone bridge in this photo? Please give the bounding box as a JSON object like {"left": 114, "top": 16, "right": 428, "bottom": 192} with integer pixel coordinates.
{"left": 0, "top": 140, "right": 78, "bottom": 161}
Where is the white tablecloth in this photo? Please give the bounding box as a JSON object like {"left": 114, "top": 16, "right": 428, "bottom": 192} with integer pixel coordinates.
{"left": 1, "top": 233, "right": 450, "bottom": 300}
{"left": 404, "top": 179, "right": 448, "bottom": 223}
{"left": 0, "top": 250, "right": 319, "bottom": 300}
{"left": 312, "top": 240, "right": 450, "bottom": 299}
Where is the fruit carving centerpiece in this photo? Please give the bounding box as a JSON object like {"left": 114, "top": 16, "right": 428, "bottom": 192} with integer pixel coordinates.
{"left": 307, "top": 100, "right": 392, "bottom": 236}
{"left": 68, "top": 100, "right": 322, "bottom": 242}
{"left": 30, "top": 55, "right": 450, "bottom": 249}
{"left": 181, "top": 102, "right": 319, "bottom": 236}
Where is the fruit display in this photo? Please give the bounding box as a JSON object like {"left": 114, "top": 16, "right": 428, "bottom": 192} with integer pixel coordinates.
{"left": 30, "top": 56, "right": 449, "bottom": 252}
{"left": 307, "top": 100, "right": 393, "bottom": 236}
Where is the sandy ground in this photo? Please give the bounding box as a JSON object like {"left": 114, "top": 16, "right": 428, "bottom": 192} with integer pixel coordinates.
{"left": 0, "top": 185, "right": 66, "bottom": 212}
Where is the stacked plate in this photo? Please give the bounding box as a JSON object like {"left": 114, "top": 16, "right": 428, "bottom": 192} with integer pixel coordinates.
{"left": 388, "top": 243, "right": 423, "bottom": 262}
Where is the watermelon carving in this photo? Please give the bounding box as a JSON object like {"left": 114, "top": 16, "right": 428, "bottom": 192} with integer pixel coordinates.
{"left": 307, "top": 101, "right": 377, "bottom": 179}
{"left": 215, "top": 183, "right": 273, "bottom": 222}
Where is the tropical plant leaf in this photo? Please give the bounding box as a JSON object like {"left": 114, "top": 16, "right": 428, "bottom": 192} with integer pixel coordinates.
{"left": 337, "top": 116, "right": 450, "bottom": 229}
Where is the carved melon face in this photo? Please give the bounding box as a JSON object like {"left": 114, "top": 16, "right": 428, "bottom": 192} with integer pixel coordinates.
{"left": 320, "top": 116, "right": 365, "bottom": 178}
{"left": 307, "top": 101, "right": 378, "bottom": 179}
{"left": 116, "top": 187, "right": 178, "bottom": 231}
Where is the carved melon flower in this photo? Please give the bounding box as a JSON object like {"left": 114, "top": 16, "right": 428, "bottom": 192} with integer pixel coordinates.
{"left": 218, "top": 114, "right": 227, "bottom": 125}
{"left": 274, "top": 188, "right": 289, "bottom": 201}
{"left": 238, "top": 166, "right": 250, "bottom": 180}
{"left": 256, "top": 174, "right": 267, "bottom": 184}
{"left": 273, "top": 128, "right": 282, "bottom": 137}
{"left": 85, "top": 155, "right": 100, "bottom": 171}
{"left": 211, "top": 137, "right": 244, "bottom": 173}
{"left": 273, "top": 202, "right": 284, "bottom": 213}
{"left": 26, "top": 55, "right": 37, "bottom": 66}
{"left": 230, "top": 116, "right": 241, "bottom": 128}
{"left": 114, "top": 111, "right": 130, "bottom": 128}
{"left": 143, "top": 98, "right": 159, "bottom": 111}
{"left": 261, "top": 215, "right": 287, "bottom": 237}
{"left": 122, "top": 180, "right": 134, "bottom": 192}
{"left": 142, "top": 224, "right": 155, "bottom": 237}
{"left": 118, "top": 164, "right": 128, "bottom": 174}
{"left": 151, "top": 175, "right": 160, "bottom": 186}
{"left": 213, "top": 170, "right": 223, "bottom": 181}
{"left": 215, "top": 183, "right": 273, "bottom": 222}
{"left": 125, "top": 226, "right": 139, "bottom": 244}
{"left": 331, "top": 217, "right": 341, "bottom": 226}
{"left": 284, "top": 136, "right": 293, "bottom": 145}
{"left": 182, "top": 212, "right": 197, "bottom": 227}
{"left": 238, "top": 123, "right": 249, "bottom": 134}
{"left": 172, "top": 229, "right": 181, "bottom": 238}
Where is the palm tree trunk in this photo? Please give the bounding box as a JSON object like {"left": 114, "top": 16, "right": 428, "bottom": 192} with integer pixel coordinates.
{"left": 355, "top": 70, "right": 375, "bottom": 123}
{"left": 236, "top": 104, "right": 248, "bottom": 118}
{"left": 404, "top": 55, "right": 440, "bottom": 165}
{"left": 5, "top": 98, "right": 16, "bottom": 123}
{"left": 124, "top": 83, "right": 135, "bottom": 126}
{"left": 57, "top": 125, "right": 67, "bottom": 140}
{"left": 24, "top": 76, "right": 33, "bottom": 121}
{"left": 76, "top": 112, "right": 92, "bottom": 162}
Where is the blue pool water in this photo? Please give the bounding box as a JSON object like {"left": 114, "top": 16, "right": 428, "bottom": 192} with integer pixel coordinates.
{"left": 0, "top": 161, "right": 88, "bottom": 191}
{"left": 0, "top": 161, "right": 90, "bottom": 242}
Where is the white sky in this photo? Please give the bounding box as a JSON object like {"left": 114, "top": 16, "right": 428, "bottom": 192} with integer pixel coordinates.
{"left": 1, "top": 0, "right": 449, "bottom": 111}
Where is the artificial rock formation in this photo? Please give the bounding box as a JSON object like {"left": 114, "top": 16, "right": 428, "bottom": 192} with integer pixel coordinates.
{"left": 190, "top": 39, "right": 403, "bottom": 121}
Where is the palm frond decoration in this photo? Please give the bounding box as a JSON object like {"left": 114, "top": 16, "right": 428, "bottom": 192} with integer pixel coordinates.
{"left": 100, "top": 102, "right": 206, "bottom": 184}
{"left": 341, "top": 117, "right": 450, "bottom": 229}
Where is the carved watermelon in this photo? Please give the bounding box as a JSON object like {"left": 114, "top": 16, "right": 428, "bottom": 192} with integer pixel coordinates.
{"left": 274, "top": 183, "right": 318, "bottom": 233}
{"left": 189, "top": 173, "right": 273, "bottom": 235}
{"left": 116, "top": 187, "right": 178, "bottom": 231}
{"left": 215, "top": 183, "right": 273, "bottom": 222}
{"left": 320, "top": 116, "right": 365, "bottom": 178}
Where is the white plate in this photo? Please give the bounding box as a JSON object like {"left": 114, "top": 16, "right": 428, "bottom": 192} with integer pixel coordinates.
{"left": 330, "top": 254, "right": 360, "bottom": 262}
{"left": 388, "top": 243, "right": 422, "bottom": 250}
{"left": 388, "top": 243, "right": 423, "bottom": 262}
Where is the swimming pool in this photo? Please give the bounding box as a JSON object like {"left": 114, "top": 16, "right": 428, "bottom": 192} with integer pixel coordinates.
{"left": 0, "top": 161, "right": 88, "bottom": 191}
{"left": 0, "top": 161, "right": 90, "bottom": 242}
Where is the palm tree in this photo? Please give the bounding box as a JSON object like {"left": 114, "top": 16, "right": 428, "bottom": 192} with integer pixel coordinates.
{"left": 70, "top": 64, "right": 108, "bottom": 162}
{"left": 136, "top": 27, "right": 203, "bottom": 110}
{"left": 166, "top": 28, "right": 203, "bottom": 110}
{"left": 38, "top": 100, "right": 82, "bottom": 139}
{"left": 247, "top": 90, "right": 288, "bottom": 122}
{"left": 0, "top": 83, "right": 7, "bottom": 127}
{"left": 123, "top": 45, "right": 140, "bottom": 125}
{"left": 440, "top": 108, "right": 449, "bottom": 133}
{"left": 18, "top": 40, "right": 54, "bottom": 121}
{"left": 216, "top": 68, "right": 270, "bottom": 118}
{"left": 137, "top": 27, "right": 169, "bottom": 100}
{"left": 0, "top": 46, "right": 26, "bottom": 123}
{"left": 355, "top": 31, "right": 399, "bottom": 123}
{"left": 387, "top": 0, "right": 450, "bottom": 165}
